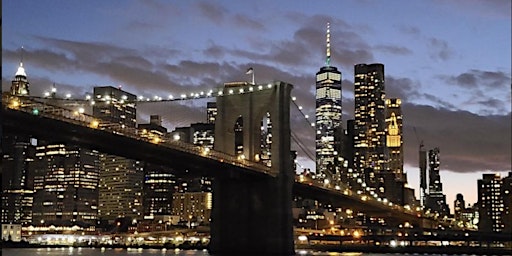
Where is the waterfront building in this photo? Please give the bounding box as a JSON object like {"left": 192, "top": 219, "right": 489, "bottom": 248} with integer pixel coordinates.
{"left": 1, "top": 135, "right": 35, "bottom": 226}
{"left": 93, "top": 86, "right": 143, "bottom": 222}
{"left": 1, "top": 224, "right": 22, "bottom": 242}
{"left": 32, "top": 143, "right": 100, "bottom": 227}
{"left": 138, "top": 116, "right": 176, "bottom": 219}
{"left": 2, "top": 62, "right": 35, "bottom": 226}
{"left": 172, "top": 192, "right": 212, "bottom": 225}
{"left": 315, "top": 23, "right": 343, "bottom": 183}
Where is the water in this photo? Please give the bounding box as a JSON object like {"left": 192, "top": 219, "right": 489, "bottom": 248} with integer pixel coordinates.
{"left": 0, "top": 248, "right": 434, "bottom": 256}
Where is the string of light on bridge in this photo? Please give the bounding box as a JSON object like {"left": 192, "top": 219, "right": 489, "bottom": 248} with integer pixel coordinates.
{"left": 36, "top": 82, "right": 319, "bottom": 128}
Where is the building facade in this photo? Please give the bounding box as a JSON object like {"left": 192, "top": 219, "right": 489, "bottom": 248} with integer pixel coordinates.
{"left": 93, "top": 86, "right": 143, "bottom": 222}
{"left": 1, "top": 135, "right": 35, "bottom": 226}
{"left": 385, "top": 98, "right": 404, "bottom": 182}
{"left": 32, "top": 143, "right": 100, "bottom": 227}
{"left": 353, "top": 63, "right": 387, "bottom": 191}
{"left": 478, "top": 173, "right": 511, "bottom": 233}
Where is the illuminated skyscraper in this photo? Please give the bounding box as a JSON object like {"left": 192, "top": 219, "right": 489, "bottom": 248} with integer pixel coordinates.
{"left": 353, "top": 63, "right": 387, "bottom": 187}
{"left": 93, "top": 86, "right": 143, "bottom": 222}
{"left": 2, "top": 63, "right": 35, "bottom": 226}
{"left": 315, "top": 23, "right": 343, "bottom": 181}
{"left": 478, "top": 173, "right": 505, "bottom": 233}
{"left": 478, "top": 172, "right": 511, "bottom": 234}
{"left": 10, "top": 59, "right": 30, "bottom": 96}
{"left": 1, "top": 135, "right": 35, "bottom": 226}
{"left": 32, "top": 144, "right": 100, "bottom": 227}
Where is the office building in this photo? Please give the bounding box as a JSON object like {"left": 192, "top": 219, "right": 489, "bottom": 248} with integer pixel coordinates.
{"left": 478, "top": 172, "right": 511, "bottom": 234}
{"left": 93, "top": 86, "right": 143, "bottom": 222}
{"left": 1, "top": 135, "right": 35, "bottom": 226}
{"left": 207, "top": 102, "right": 217, "bottom": 124}
{"left": 315, "top": 23, "right": 343, "bottom": 182}
{"left": 353, "top": 63, "right": 387, "bottom": 191}
{"left": 2, "top": 63, "right": 35, "bottom": 226}
{"left": 425, "top": 147, "right": 450, "bottom": 216}
{"left": 172, "top": 192, "right": 212, "bottom": 225}
{"left": 138, "top": 116, "right": 175, "bottom": 219}
{"left": 32, "top": 143, "right": 100, "bottom": 227}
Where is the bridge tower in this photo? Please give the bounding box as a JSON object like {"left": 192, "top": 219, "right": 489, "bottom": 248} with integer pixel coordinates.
{"left": 210, "top": 81, "right": 295, "bottom": 255}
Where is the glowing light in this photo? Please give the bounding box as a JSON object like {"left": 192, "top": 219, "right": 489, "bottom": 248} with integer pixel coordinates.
{"left": 85, "top": 95, "right": 91, "bottom": 100}
{"left": 267, "top": 83, "right": 272, "bottom": 88}
{"left": 258, "top": 85, "right": 263, "bottom": 90}
{"left": 292, "top": 96, "right": 297, "bottom": 101}
{"left": 229, "top": 89, "right": 234, "bottom": 94}
{"left": 173, "top": 134, "right": 180, "bottom": 141}
{"left": 297, "top": 235, "right": 308, "bottom": 242}
{"left": 65, "top": 93, "right": 71, "bottom": 98}
{"left": 89, "top": 120, "right": 100, "bottom": 129}
{"left": 78, "top": 108, "right": 85, "bottom": 114}
{"left": 44, "top": 92, "right": 50, "bottom": 97}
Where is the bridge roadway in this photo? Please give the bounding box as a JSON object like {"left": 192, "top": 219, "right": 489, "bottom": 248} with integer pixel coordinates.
{"left": 3, "top": 95, "right": 439, "bottom": 228}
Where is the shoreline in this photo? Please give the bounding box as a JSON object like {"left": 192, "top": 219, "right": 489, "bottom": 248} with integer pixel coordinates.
{"left": 298, "top": 244, "right": 512, "bottom": 255}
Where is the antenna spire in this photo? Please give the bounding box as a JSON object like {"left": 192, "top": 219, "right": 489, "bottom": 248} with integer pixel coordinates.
{"left": 326, "top": 22, "right": 331, "bottom": 66}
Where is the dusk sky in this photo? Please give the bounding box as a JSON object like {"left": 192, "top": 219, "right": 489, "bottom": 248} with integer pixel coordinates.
{"left": 3, "top": 0, "right": 511, "bottom": 211}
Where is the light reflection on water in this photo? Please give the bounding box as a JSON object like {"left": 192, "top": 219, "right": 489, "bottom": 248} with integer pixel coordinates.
{"left": 1, "top": 248, "right": 413, "bottom": 256}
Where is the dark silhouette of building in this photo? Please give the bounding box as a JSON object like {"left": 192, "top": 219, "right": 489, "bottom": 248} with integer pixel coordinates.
{"left": 425, "top": 147, "right": 450, "bottom": 216}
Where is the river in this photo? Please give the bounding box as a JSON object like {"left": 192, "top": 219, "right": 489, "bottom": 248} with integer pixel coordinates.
{"left": 1, "top": 247, "right": 445, "bottom": 256}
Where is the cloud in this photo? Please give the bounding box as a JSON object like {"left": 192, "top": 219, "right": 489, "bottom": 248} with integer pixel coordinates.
{"left": 403, "top": 104, "right": 511, "bottom": 173}
{"left": 428, "top": 38, "right": 454, "bottom": 61}
{"left": 374, "top": 45, "right": 413, "bottom": 56}
{"left": 197, "top": 2, "right": 227, "bottom": 24}
{"left": 443, "top": 69, "right": 511, "bottom": 90}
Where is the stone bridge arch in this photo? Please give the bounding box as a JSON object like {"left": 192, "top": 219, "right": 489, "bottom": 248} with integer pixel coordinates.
{"left": 210, "top": 81, "right": 295, "bottom": 255}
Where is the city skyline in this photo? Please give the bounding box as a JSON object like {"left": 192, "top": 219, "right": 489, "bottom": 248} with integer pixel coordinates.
{"left": 2, "top": 0, "right": 511, "bottom": 210}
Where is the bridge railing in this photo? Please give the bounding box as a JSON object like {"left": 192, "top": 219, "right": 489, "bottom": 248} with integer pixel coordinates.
{"left": 3, "top": 93, "right": 272, "bottom": 175}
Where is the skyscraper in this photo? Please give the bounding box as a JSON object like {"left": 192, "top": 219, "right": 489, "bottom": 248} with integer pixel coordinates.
{"left": 478, "top": 173, "right": 505, "bottom": 233}
{"left": 478, "top": 172, "right": 511, "bottom": 234}
{"left": 425, "top": 147, "right": 449, "bottom": 216}
{"left": 315, "top": 23, "right": 342, "bottom": 182}
{"left": 385, "top": 98, "right": 404, "bottom": 181}
{"left": 93, "top": 86, "right": 143, "bottom": 222}
{"left": 2, "top": 62, "right": 34, "bottom": 226}
{"left": 32, "top": 143, "right": 100, "bottom": 227}
{"left": 1, "top": 135, "right": 35, "bottom": 226}
{"left": 353, "top": 63, "right": 387, "bottom": 188}
{"left": 138, "top": 116, "right": 175, "bottom": 219}
{"left": 10, "top": 60, "right": 30, "bottom": 96}
{"left": 454, "top": 193, "right": 466, "bottom": 220}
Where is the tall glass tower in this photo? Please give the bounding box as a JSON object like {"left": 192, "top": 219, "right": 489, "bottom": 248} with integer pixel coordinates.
{"left": 353, "top": 63, "right": 387, "bottom": 187}
{"left": 315, "top": 23, "right": 342, "bottom": 182}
